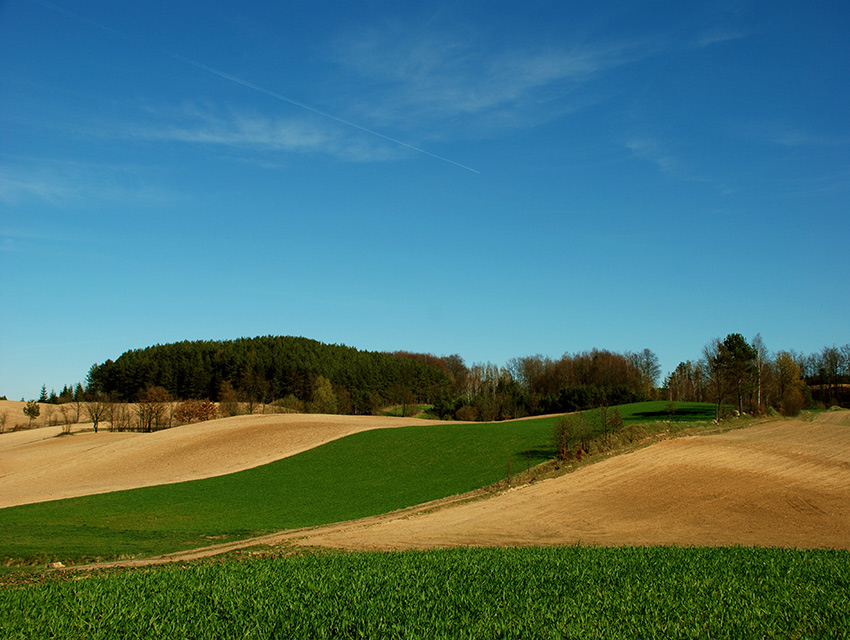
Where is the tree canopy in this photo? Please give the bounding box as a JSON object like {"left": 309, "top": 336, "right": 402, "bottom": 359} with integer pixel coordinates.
{"left": 86, "top": 336, "right": 453, "bottom": 415}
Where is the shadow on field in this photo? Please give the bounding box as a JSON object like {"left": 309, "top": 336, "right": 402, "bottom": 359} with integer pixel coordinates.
{"left": 517, "top": 448, "right": 555, "bottom": 460}
{"left": 632, "top": 407, "right": 713, "bottom": 421}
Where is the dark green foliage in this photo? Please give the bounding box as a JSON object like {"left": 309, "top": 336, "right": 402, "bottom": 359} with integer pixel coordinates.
{"left": 2, "top": 547, "right": 848, "bottom": 638}
{"left": 666, "top": 337, "right": 850, "bottom": 413}
{"left": 541, "top": 384, "right": 644, "bottom": 414}
{"left": 554, "top": 412, "right": 595, "bottom": 459}
{"left": 719, "top": 333, "right": 759, "bottom": 416}
{"left": 429, "top": 388, "right": 460, "bottom": 419}
{"left": 553, "top": 402, "right": 720, "bottom": 461}
{"left": 86, "top": 336, "right": 452, "bottom": 413}
{"left": 22, "top": 401, "right": 39, "bottom": 425}
{"left": 85, "top": 340, "right": 664, "bottom": 420}
{"left": 615, "top": 401, "right": 719, "bottom": 423}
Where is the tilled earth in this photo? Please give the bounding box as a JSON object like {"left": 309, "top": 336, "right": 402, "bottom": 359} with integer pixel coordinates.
{"left": 293, "top": 414, "right": 850, "bottom": 551}
{"left": 3, "top": 409, "right": 848, "bottom": 562}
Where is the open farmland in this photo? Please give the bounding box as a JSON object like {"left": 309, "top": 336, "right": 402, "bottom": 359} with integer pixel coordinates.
{"left": 0, "top": 411, "right": 559, "bottom": 564}
{"left": 1, "top": 404, "right": 848, "bottom": 567}
{"left": 296, "top": 412, "right": 850, "bottom": 551}
{"left": 2, "top": 406, "right": 849, "bottom": 638}
{"left": 0, "top": 406, "right": 448, "bottom": 509}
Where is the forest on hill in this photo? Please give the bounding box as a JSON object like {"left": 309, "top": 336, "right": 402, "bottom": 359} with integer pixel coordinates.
{"left": 25, "top": 334, "right": 850, "bottom": 429}
{"left": 85, "top": 336, "right": 451, "bottom": 416}
{"left": 82, "top": 336, "right": 659, "bottom": 422}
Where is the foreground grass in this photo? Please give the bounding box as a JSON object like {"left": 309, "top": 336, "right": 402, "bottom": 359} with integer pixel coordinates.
{"left": 2, "top": 546, "right": 848, "bottom": 639}
{"left": 0, "top": 403, "right": 719, "bottom": 566}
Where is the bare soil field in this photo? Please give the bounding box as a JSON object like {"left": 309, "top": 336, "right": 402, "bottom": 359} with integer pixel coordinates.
{"left": 292, "top": 413, "right": 850, "bottom": 551}
{"left": 4, "top": 404, "right": 849, "bottom": 562}
{"left": 0, "top": 409, "right": 445, "bottom": 509}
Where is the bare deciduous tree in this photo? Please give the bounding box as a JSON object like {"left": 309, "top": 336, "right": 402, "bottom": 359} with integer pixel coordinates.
{"left": 137, "top": 386, "right": 172, "bottom": 432}
{"left": 59, "top": 405, "right": 74, "bottom": 434}
{"left": 702, "top": 339, "right": 726, "bottom": 421}
{"left": 107, "top": 402, "right": 131, "bottom": 432}
{"left": 751, "top": 333, "right": 770, "bottom": 414}
{"left": 85, "top": 395, "right": 109, "bottom": 433}
{"left": 631, "top": 348, "right": 661, "bottom": 394}
{"left": 173, "top": 399, "right": 218, "bottom": 424}
{"left": 218, "top": 381, "right": 240, "bottom": 417}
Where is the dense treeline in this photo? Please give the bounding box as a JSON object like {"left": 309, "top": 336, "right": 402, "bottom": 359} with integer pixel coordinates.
{"left": 86, "top": 336, "right": 453, "bottom": 416}
{"left": 664, "top": 335, "right": 850, "bottom": 416}
{"left": 29, "top": 334, "right": 849, "bottom": 426}
{"left": 430, "top": 348, "right": 660, "bottom": 421}
{"left": 82, "top": 338, "right": 660, "bottom": 422}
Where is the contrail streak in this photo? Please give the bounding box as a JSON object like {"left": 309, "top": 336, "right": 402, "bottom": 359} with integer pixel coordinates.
{"left": 25, "top": 0, "right": 480, "bottom": 174}
{"left": 167, "top": 53, "right": 480, "bottom": 174}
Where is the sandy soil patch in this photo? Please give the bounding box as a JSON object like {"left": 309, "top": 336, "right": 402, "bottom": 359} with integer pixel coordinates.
{"left": 0, "top": 413, "right": 445, "bottom": 508}
{"left": 292, "top": 415, "right": 850, "bottom": 551}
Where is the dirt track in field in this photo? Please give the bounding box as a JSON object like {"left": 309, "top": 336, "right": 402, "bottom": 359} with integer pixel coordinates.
{"left": 0, "top": 411, "right": 445, "bottom": 509}
{"left": 4, "top": 407, "right": 850, "bottom": 566}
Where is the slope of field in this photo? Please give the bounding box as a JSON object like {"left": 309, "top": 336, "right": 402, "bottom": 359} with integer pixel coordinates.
{"left": 0, "top": 413, "right": 446, "bottom": 509}
{"left": 3, "top": 407, "right": 848, "bottom": 565}
{"left": 1, "top": 415, "right": 562, "bottom": 564}
{"left": 295, "top": 414, "right": 850, "bottom": 551}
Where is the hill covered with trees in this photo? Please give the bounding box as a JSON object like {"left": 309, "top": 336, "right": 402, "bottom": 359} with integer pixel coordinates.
{"left": 33, "top": 333, "right": 848, "bottom": 429}
{"left": 84, "top": 336, "right": 661, "bottom": 422}
{"left": 85, "top": 336, "right": 453, "bottom": 416}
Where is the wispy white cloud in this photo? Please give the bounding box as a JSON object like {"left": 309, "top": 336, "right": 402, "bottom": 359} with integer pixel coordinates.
{"left": 0, "top": 167, "right": 81, "bottom": 206}
{"left": 150, "top": 116, "right": 329, "bottom": 151}
{"left": 693, "top": 26, "right": 749, "bottom": 48}
{"left": 0, "top": 227, "right": 55, "bottom": 253}
{"left": 0, "top": 161, "right": 182, "bottom": 208}
{"left": 328, "top": 15, "right": 757, "bottom": 139}
{"left": 624, "top": 137, "right": 679, "bottom": 175}
{"left": 743, "top": 119, "right": 850, "bottom": 148}
{"left": 624, "top": 135, "right": 732, "bottom": 192}
{"left": 333, "top": 27, "right": 647, "bottom": 134}
{"left": 128, "top": 107, "right": 405, "bottom": 163}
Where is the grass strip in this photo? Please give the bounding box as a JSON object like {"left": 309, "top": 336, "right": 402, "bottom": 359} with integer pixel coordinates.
{"left": 2, "top": 546, "right": 848, "bottom": 639}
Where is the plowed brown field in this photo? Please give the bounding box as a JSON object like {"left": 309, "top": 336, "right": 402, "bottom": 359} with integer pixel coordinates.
{"left": 2, "top": 406, "right": 848, "bottom": 558}
{"left": 0, "top": 410, "right": 444, "bottom": 509}
{"left": 293, "top": 414, "right": 850, "bottom": 551}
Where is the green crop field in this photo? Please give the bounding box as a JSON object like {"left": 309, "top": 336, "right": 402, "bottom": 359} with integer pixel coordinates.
{"left": 2, "top": 546, "right": 848, "bottom": 639}
{"left": 611, "top": 400, "right": 720, "bottom": 423}
{"left": 0, "top": 402, "right": 721, "bottom": 566}
{"left": 0, "top": 415, "right": 561, "bottom": 565}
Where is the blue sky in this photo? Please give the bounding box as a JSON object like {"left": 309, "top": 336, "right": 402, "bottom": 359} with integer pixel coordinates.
{"left": 1, "top": 0, "right": 848, "bottom": 400}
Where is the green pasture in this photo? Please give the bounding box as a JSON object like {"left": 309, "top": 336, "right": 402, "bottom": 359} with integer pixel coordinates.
{"left": 0, "top": 402, "right": 717, "bottom": 565}
{"left": 612, "top": 400, "right": 719, "bottom": 423}
{"left": 3, "top": 546, "right": 848, "bottom": 638}
{"left": 0, "top": 416, "right": 558, "bottom": 564}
